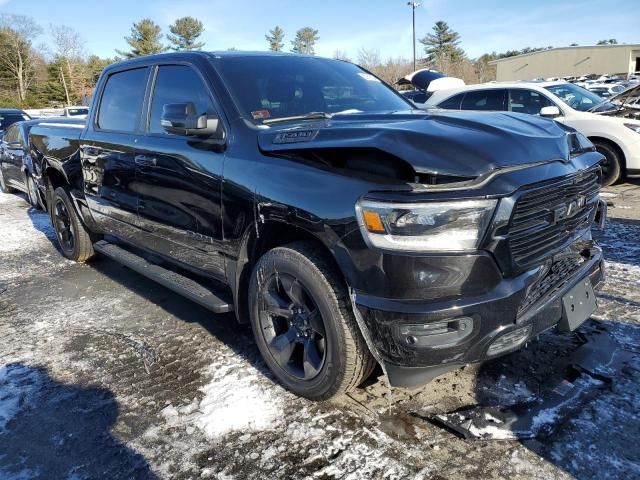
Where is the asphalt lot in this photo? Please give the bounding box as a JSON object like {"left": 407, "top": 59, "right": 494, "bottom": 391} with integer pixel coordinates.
{"left": 0, "top": 181, "right": 639, "bottom": 480}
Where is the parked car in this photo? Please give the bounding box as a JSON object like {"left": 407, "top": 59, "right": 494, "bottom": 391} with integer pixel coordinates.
{"left": 397, "top": 69, "right": 465, "bottom": 108}
{"left": 0, "top": 108, "right": 31, "bottom": 141}
{"left": 0, "top": 117, "right": 84, "bottom": 207}
{"left": 425, "top": 81, "right": 640, "bottom": 186}
{"left": 62, "top": 106, "right": 89, "bottom": 119}
{"left": 587, "top": 84, "right": 626, "bottom": 98}
{"left": 29, "top": 52, "right": 606, "bottom": 400}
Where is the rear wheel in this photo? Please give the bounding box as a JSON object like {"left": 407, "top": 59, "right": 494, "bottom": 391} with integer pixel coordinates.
{"left": 248, "top": 241, "right": 376, "bottom": 400}
{"left": 0, "top": 166, "right": 15, "bottom": 194}
{"left": 51, "top": 187, "right": 95, "bottom": 262}
{"left": 593, "top": 141, "right": 622, "bottom": 187}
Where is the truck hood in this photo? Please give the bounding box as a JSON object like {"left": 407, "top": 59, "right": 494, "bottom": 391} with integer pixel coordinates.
{"left": 257, "top": 110, "right": 571, "bottom": 178}
{"left": 590, "top": 84, "right": 640, "bottom": 120}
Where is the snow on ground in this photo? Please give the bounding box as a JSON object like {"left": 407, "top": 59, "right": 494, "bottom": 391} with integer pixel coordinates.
{"left": 1, "top": 184, "right": 639, "bottom": 479}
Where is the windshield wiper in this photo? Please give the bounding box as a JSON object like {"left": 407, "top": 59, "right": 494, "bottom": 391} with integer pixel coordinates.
{"left": 262, "top": 112, "right": 332, "bottom": 125}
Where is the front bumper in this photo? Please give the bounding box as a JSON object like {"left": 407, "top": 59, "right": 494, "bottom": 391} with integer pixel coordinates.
{"left": 354, "top": 244, "right": 605, "bottom": 388}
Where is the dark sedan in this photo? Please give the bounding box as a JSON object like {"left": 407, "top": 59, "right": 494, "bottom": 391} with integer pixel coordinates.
{"left": 0, "top": 117, "right": 84, "bottom": 208}
{"left": 0, "top": 108, "right": 31, "bottom": 140}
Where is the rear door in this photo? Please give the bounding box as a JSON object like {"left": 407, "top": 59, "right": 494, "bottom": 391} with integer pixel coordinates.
{"left": 134, "top": 63, "right": 226, "bottom": 278}
{"left": 460, "top": 89, "right": 507, "bottom": 111}
{"left": 82, "top": 66, "right": 150, "bottom": 242}
{"left": 0, "top": 124, "right": 26, "bottom": 190}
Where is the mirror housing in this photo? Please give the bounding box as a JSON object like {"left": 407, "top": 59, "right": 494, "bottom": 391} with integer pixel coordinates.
{"left": 540, "top": 105, "right": 561, "bottom": 118}
{"left": 161, "top": 102, "right": 223, "bottom": 139}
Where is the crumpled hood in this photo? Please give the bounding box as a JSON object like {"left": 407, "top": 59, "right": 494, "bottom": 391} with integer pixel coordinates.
{"left": 258, "top": 111, "right": 571, "bottom": 178}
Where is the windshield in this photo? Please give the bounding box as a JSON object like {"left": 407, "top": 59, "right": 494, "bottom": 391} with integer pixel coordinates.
{"left": 544, "top": 83, "right": 615, "bottom": 112}
{"left": 213, "top": 55, "right": 411, "bottom": 122}
{"left": 67, "top": 108, "right": 88, "bottom": 116}
{"left": 0, "top": 113, "right": 30, "bottom": 130}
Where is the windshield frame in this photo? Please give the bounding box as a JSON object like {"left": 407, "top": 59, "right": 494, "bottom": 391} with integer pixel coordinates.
{"left": 209, "top": 55, "right": 414, "bottom": 125}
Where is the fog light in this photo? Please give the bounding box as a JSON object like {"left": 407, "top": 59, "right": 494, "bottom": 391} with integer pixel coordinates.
{"left": 399, "top": 317, "right": 474, "bottom": 348}
{"left": 487, "top": 325, "right": 532, "bottom": 357}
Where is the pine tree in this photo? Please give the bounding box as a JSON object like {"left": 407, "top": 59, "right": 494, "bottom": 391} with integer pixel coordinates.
{"left": 265, "top": 25, "right": 284, "bottom": 52}
{"left": 116, "top": 19, "right": 166, "bottom": 58}
{"left": 291, "top": 27, "right": 319, "bottom": 55}
{"left": 167, "top": 17, "right": 205, "bottom": 51}
{"left": 419, "top": 21, "right": 465, "bottom": 65}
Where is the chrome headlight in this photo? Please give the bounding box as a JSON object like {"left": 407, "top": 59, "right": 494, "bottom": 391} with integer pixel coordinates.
{"left": 356, "top": 198, "right": 497, "bottom": 252}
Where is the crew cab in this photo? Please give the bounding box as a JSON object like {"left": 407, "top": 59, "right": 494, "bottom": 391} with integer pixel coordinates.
{"left": 28, "top": 52, "right": 607, "bottom": 400}
{"left": 424, "top": 81, "right": 640, "bottom": 186}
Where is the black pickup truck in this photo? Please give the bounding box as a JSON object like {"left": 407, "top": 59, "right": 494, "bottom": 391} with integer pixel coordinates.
{"left": 28, "top": 51, "right": 607, "bottom": 400}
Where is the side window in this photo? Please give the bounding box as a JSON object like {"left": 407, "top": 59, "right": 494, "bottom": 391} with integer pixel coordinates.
{"left": 438, "top": 93, "right": 464, "bottom": 110}
{"left": 148, "top": 65, "right": 214, "bottom": 134}
{"left": 97, "top": 68, "right": 148, "bottom": 132}
{"left": 460, "top": 89, "right": 506, "bottom": 111}
{"left": 508, "top": 89, "right": 554, "bottom": 115}
{"left": 3, "top": 125, "right": 17, "bottom": 143}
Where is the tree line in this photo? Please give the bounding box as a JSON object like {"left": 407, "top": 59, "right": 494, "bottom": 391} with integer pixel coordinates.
{"left": 0, "top": 13, "right": 618, "bottom": 109}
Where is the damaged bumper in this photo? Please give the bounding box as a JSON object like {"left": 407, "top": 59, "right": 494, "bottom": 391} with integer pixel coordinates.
{"left": 354, "top": 244, "right": 605, "bottom": 389}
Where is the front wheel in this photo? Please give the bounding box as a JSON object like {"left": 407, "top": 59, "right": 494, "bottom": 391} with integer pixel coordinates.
{"left": 51, "top": 187, "right": 95, "bottom": 262}
{"left": 593, "top": 141, "right": 622, "bottom": 187}
{"left": 26, "top": 175, "right": 42, "bottom": 210}
{"left": 248, "top": 241, "right": 376, "bottom": 400}
{"left": 0, "top": 166, "right": 15, "bottom": 194}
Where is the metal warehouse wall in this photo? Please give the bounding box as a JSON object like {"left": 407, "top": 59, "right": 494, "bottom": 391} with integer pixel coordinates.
{"left": 491, "top": 45, "right": 640, "bottom": 81}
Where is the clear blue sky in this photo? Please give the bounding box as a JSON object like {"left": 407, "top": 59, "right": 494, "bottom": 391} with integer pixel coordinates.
{"left": 2, "top": 0, "right": 637, "bottom": 60}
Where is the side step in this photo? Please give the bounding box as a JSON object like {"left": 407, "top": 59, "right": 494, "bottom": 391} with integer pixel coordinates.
{"left": 94, "top": 240, "right": 234, "bottom": 314}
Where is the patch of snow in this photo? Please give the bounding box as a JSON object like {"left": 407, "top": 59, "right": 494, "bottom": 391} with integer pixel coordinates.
{"left": 192, "top": 364, "right": 284, "bottom": 439}
{"left": 468, "top": 423, "right": 517, "bottom": 440}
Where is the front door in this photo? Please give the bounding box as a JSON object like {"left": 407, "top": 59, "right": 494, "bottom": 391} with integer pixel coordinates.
{"left": 0, "top": 124, "right": 26, "bottom": 190}
{"left": 134, "top": 64, "right": 226, "bottom": 279}
{"left": 82, "top": 66, "right": 149, "bottom": 243}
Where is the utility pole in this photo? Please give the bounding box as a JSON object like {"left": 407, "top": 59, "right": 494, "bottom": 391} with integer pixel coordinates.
{"left": 407, "top": 2, "right": 421, "bottom": 72}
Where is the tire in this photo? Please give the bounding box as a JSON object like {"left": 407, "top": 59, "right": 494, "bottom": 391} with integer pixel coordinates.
{"left": 593, "top": 141, "right": 622, "bottom": 187}
{"left": 26, "top": 175, "right": 42, "bottom": 210}
{"left": 51, "top": 187, "right": 95, "bottom": 262}
{"left": 0, "top": 166, "right": 15, "bottom": 194}
{"left": 248, "top": 241, "right": 376, "bottom": 400}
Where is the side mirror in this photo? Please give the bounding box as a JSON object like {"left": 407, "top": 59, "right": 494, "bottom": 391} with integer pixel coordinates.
{"left": 540, "top": 105, "right": 561, "bottom": 118}
{"left": 160, "top": 102, "right": 223, "bottom": 139}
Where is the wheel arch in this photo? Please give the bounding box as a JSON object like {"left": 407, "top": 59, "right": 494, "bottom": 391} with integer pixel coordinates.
{"left": 231, "top": 219, "right": 357, "bottom": 325}
{"left": 588, "top": 135, "right": 627, "bottom": 170}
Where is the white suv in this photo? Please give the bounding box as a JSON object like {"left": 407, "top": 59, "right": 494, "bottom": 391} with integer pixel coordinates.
{"left": 425, "top": 81, "right": 640, "bottom": 185}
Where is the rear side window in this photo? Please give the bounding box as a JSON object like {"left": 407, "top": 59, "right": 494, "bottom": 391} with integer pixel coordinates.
{"left": 438, "top": 93, "right": 464, "bottom": 110}
{"left": 148, "top": 65, "right": 214, "bottom": 134}
{"left": 0, "top": 113, "right": 29, "bottom": 130}
{"left": 97, "top": 68, "right": 148, "bottom": 132}
{"left": 460, "top": 89, "right": 506, "bottom": 111}
{"left": 3, "top": 125, "right": 19, "bottom": 143}
{"left": 508, "top": 89, "right": 554, "bottom": 115}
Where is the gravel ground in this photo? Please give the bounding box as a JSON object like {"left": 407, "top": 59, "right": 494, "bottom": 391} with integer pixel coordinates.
{"left": 0, "top": 182, "right": 639, "bottom": 480}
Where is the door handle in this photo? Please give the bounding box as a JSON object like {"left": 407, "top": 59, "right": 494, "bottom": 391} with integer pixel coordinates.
{"left": 135, "top": 155, "right": 157, "bottom": 167}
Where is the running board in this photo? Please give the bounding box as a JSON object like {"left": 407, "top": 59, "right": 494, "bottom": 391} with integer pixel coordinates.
{"left": 94, "top": 240, "right": 233, "bottom": 314}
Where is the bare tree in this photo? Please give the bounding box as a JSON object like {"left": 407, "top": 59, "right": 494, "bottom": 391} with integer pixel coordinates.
{"left": 333, "top": 49, "right": 351, "bottom": 62}
{"left": 50, "top": 25, "right": 87, "bottom": 105}
{"left": 0, "top": 14, "right": 42, "bottom": 103}
{"left": 357, "top": 48, "right": 381, "bottom": 71}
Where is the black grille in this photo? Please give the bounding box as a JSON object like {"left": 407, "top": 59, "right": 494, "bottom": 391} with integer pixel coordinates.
{"left": 508, "top": 167, "right": 600, "bottom": 267}
{"left": 518, "top": 254, "right": 584, "bottom": 315}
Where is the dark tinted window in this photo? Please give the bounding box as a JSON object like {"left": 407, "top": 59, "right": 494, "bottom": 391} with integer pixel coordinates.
{"left": 460, "top": 89, "right": 506, "bottom": 111}
{"left": 508, "top": 89, "right": 554, "bottom": 114}
{"left": 214, "top": 56, "right": 410, "bottom": 122}
{"left": 0, "top": 113, "right": 29, "bottom": 130}
{"left": 98, "top": 68, "right": 148, "bottom": 132}
{"left": 149, "top": 65, "right": 214, "bottom": 134}
{"left": 438, "top": 93, "right": 464, "bottom": 110}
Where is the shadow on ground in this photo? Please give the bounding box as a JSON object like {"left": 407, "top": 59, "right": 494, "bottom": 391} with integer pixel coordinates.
{"left": 0, "top": 363, "right": 158, "bottom": 480}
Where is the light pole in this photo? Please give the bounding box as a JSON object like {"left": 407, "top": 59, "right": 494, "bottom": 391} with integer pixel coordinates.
{"left": 407, "top": 2, "right": 421, "bottom": 72}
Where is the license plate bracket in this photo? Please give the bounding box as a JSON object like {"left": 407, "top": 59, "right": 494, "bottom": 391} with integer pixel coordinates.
{"left": 559, "top": 279, "right": 597, "bottom": 332}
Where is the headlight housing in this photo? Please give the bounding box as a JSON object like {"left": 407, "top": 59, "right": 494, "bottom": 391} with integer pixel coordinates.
{"left": 623, "top": 123, "right": 640, "bottom": 134}
{"left": 356, "top": 198, "right": 497, "bottom": 252}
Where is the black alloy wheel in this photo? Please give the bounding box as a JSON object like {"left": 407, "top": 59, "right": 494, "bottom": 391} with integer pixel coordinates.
{"left": 53, "top": 197, "right": 75, "bottom": 255}
{"left": 258, "top": 272, "right": 327, "bottom": 381}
